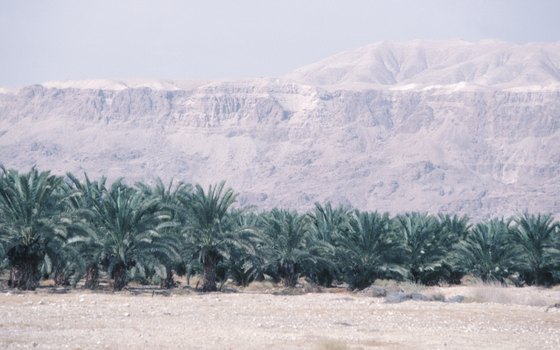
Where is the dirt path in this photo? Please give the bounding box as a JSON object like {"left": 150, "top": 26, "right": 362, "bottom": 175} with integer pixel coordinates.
{"left": 1, "top": 290, "right": 559, "bottom": 349}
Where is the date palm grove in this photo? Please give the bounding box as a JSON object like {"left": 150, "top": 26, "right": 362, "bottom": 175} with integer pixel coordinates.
{"left": 0, "top": 167, "right": 559, "bottom": 291}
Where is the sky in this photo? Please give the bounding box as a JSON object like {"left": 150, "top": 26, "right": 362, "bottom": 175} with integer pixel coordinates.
{"left": 1, "top": 0, "right": 559, "bottom": 87}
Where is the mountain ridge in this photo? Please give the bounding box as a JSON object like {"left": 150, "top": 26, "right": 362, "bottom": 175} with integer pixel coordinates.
{"left": 3, "top": 40, "right": 559, "bottom": 92}
{"left": 285, "top": 40, "right": 560, "bottom": 90}
{"left": 0, "top": 40, "right": 558, "bottom": 218}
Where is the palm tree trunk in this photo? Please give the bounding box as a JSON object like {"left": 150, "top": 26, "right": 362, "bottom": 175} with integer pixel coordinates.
{"left": 9, "top": 260, "right": 39, "bottom": 290}
{"left": 534, "top": 267, "right": 551, "bottom": 286}
{"left": 54, "top": 270, "right": 69, "bottom": 286}
{"left": 202, "top": 257, "right": 217, "bottom": 292}
{"left": 113, "top": 263, "right": 127, "bottom": 291}
{"left": 160, "top": 266, "right": 176, "bottom": 289}
{"left": 84, "top": 265, "right": 99, "bottom": 290}
{"left": 283, "top": 263, "right": 298, "bottom": 288}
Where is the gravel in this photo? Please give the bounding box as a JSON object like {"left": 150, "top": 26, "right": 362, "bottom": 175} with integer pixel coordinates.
{"left": 0, "top": 287, "right": 559, "bottom": 349}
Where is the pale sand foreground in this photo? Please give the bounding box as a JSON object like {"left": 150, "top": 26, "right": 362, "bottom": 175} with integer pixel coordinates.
{"left": 1, "top": 287, "right": 559, "bottom": 349}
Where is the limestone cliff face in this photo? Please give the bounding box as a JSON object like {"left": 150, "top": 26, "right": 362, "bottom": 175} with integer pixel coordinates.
{"left": 1, "top": 41, "right": 559, "bottom": 218}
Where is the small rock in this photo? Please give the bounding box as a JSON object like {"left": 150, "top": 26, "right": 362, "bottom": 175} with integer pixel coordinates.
{"left": 385, "top": 292, "right": 442, "bottom": 303}
{"left": 446, "top": 295, "right": 465, "bottom": 303}
{"left": 124, "top": 312, "right": 130, "bottom": 317}
{"left": 385, "top": 292, "right": 411, "bottom": 304}
{"left": 410, "top": 293, "right": 431, "bottom": 301}
{"left": 362, "top": 286, "right": 387, "bottom": 297}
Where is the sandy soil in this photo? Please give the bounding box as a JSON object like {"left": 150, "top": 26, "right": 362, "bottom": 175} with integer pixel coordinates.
{"left": 1, "top": 286, "right": 559, "bottom": 349}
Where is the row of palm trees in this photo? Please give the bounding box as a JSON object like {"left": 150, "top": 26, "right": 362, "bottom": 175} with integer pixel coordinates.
{"left": 0, "top": 167, "right": 558, "bottom": 291}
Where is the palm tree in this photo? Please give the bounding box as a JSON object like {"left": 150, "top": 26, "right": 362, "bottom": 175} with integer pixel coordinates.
{"left": 225, "top": 209, "right": 265, "bottom": 287}
{"left": 437, "top": 213, "right": 471, "bottom": 284}
{"left": 335, "top": 211, "right": 405, "bottom": 289}
{"left": 136, "top": 178, "right": 191, "bottom": 288}
{"left": 0, "top": 167, "right": 72, "bottom": 290}
{"left": 307, "top": 203, "right": 349, "bottom": 286}
{"left": 396, "top": 212, "right": 465, "bottom": 284}
{"left": 452, "top": 219, "right": 521, "bottom": 282}
{"left": 64, "top": 173, "right": 108, "bottom": 289}
{"left": 438, "top": 214, "right": 471, "bottom": 241}
{"left": 85, "top": 181, "right": 178, "bottom": 290}
{"left": 40, "top": 239, "right": 85, "bottom": 287}
{"left": 180, "top": 182, "right": 243, "bottom": 292}
{"left": 259, "top": 209, "right": 330, "bottom": 287}
{"left": 511, "top": 213, "right": 559, "bottom": 285}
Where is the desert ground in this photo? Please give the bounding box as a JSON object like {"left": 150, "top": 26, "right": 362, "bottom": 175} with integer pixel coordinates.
{"left": 1, "top": 283, "right": 559, "bottom": 350}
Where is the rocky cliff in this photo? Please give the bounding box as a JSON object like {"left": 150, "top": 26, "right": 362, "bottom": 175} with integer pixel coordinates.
{"left": 0, "top": 41, "right": 558, "bottom": 218}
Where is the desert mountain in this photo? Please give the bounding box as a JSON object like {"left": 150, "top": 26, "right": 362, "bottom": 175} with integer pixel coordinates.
{"left": 0, "top": 40, "right": 558, "bottom": 218}
{"left": 286, "top": 40, "right": 560, "bottom": 89}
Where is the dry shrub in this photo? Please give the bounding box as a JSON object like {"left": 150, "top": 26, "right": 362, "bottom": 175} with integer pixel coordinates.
{"left": 372, "top": 279, "right": 400, "bottom": 288}
{"left": 315, "top": 339, "right": 349, "bottom": 350}
{"left": 399, "top": 281, "right": 426, "bottom": 294}
{"left": 466, "top": 280, "right": 551, "bottom": 306}
{"left": 186, "top": 275, "right": 202, "bottom": 289}
{"left": 460, "top": 274, "right": 481, "bottom": 286}
{"left": 373, "top": 279, "right": 424, "bottom": 294}
{"left": 273, "top": 288, "right": 305, "bottom": 296}
{"left": 429, "top": 292, "right": 446, "bottom": 302}
{"left": 299, "top": 278, "right": 322, "bottom": 293}
{"left": 267, "top": 278, "right": 322, "bottom": 295}
{"left": 40, "top": 279, "right": 56, "bottom": 287}
{"left": 243, "top": 280, "right": 276, "bottom": 292}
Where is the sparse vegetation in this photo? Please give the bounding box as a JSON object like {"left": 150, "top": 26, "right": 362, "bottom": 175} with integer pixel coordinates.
{"left": 316, "top": 339, "right": 349, "bottom": 350}
{"left": 0, "top": 166, "right": 559, "bottom": 291}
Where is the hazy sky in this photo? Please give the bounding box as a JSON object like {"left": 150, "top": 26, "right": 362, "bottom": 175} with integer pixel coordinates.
{"left": 1, "top": 0, "right": 559, "bottom": 86}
